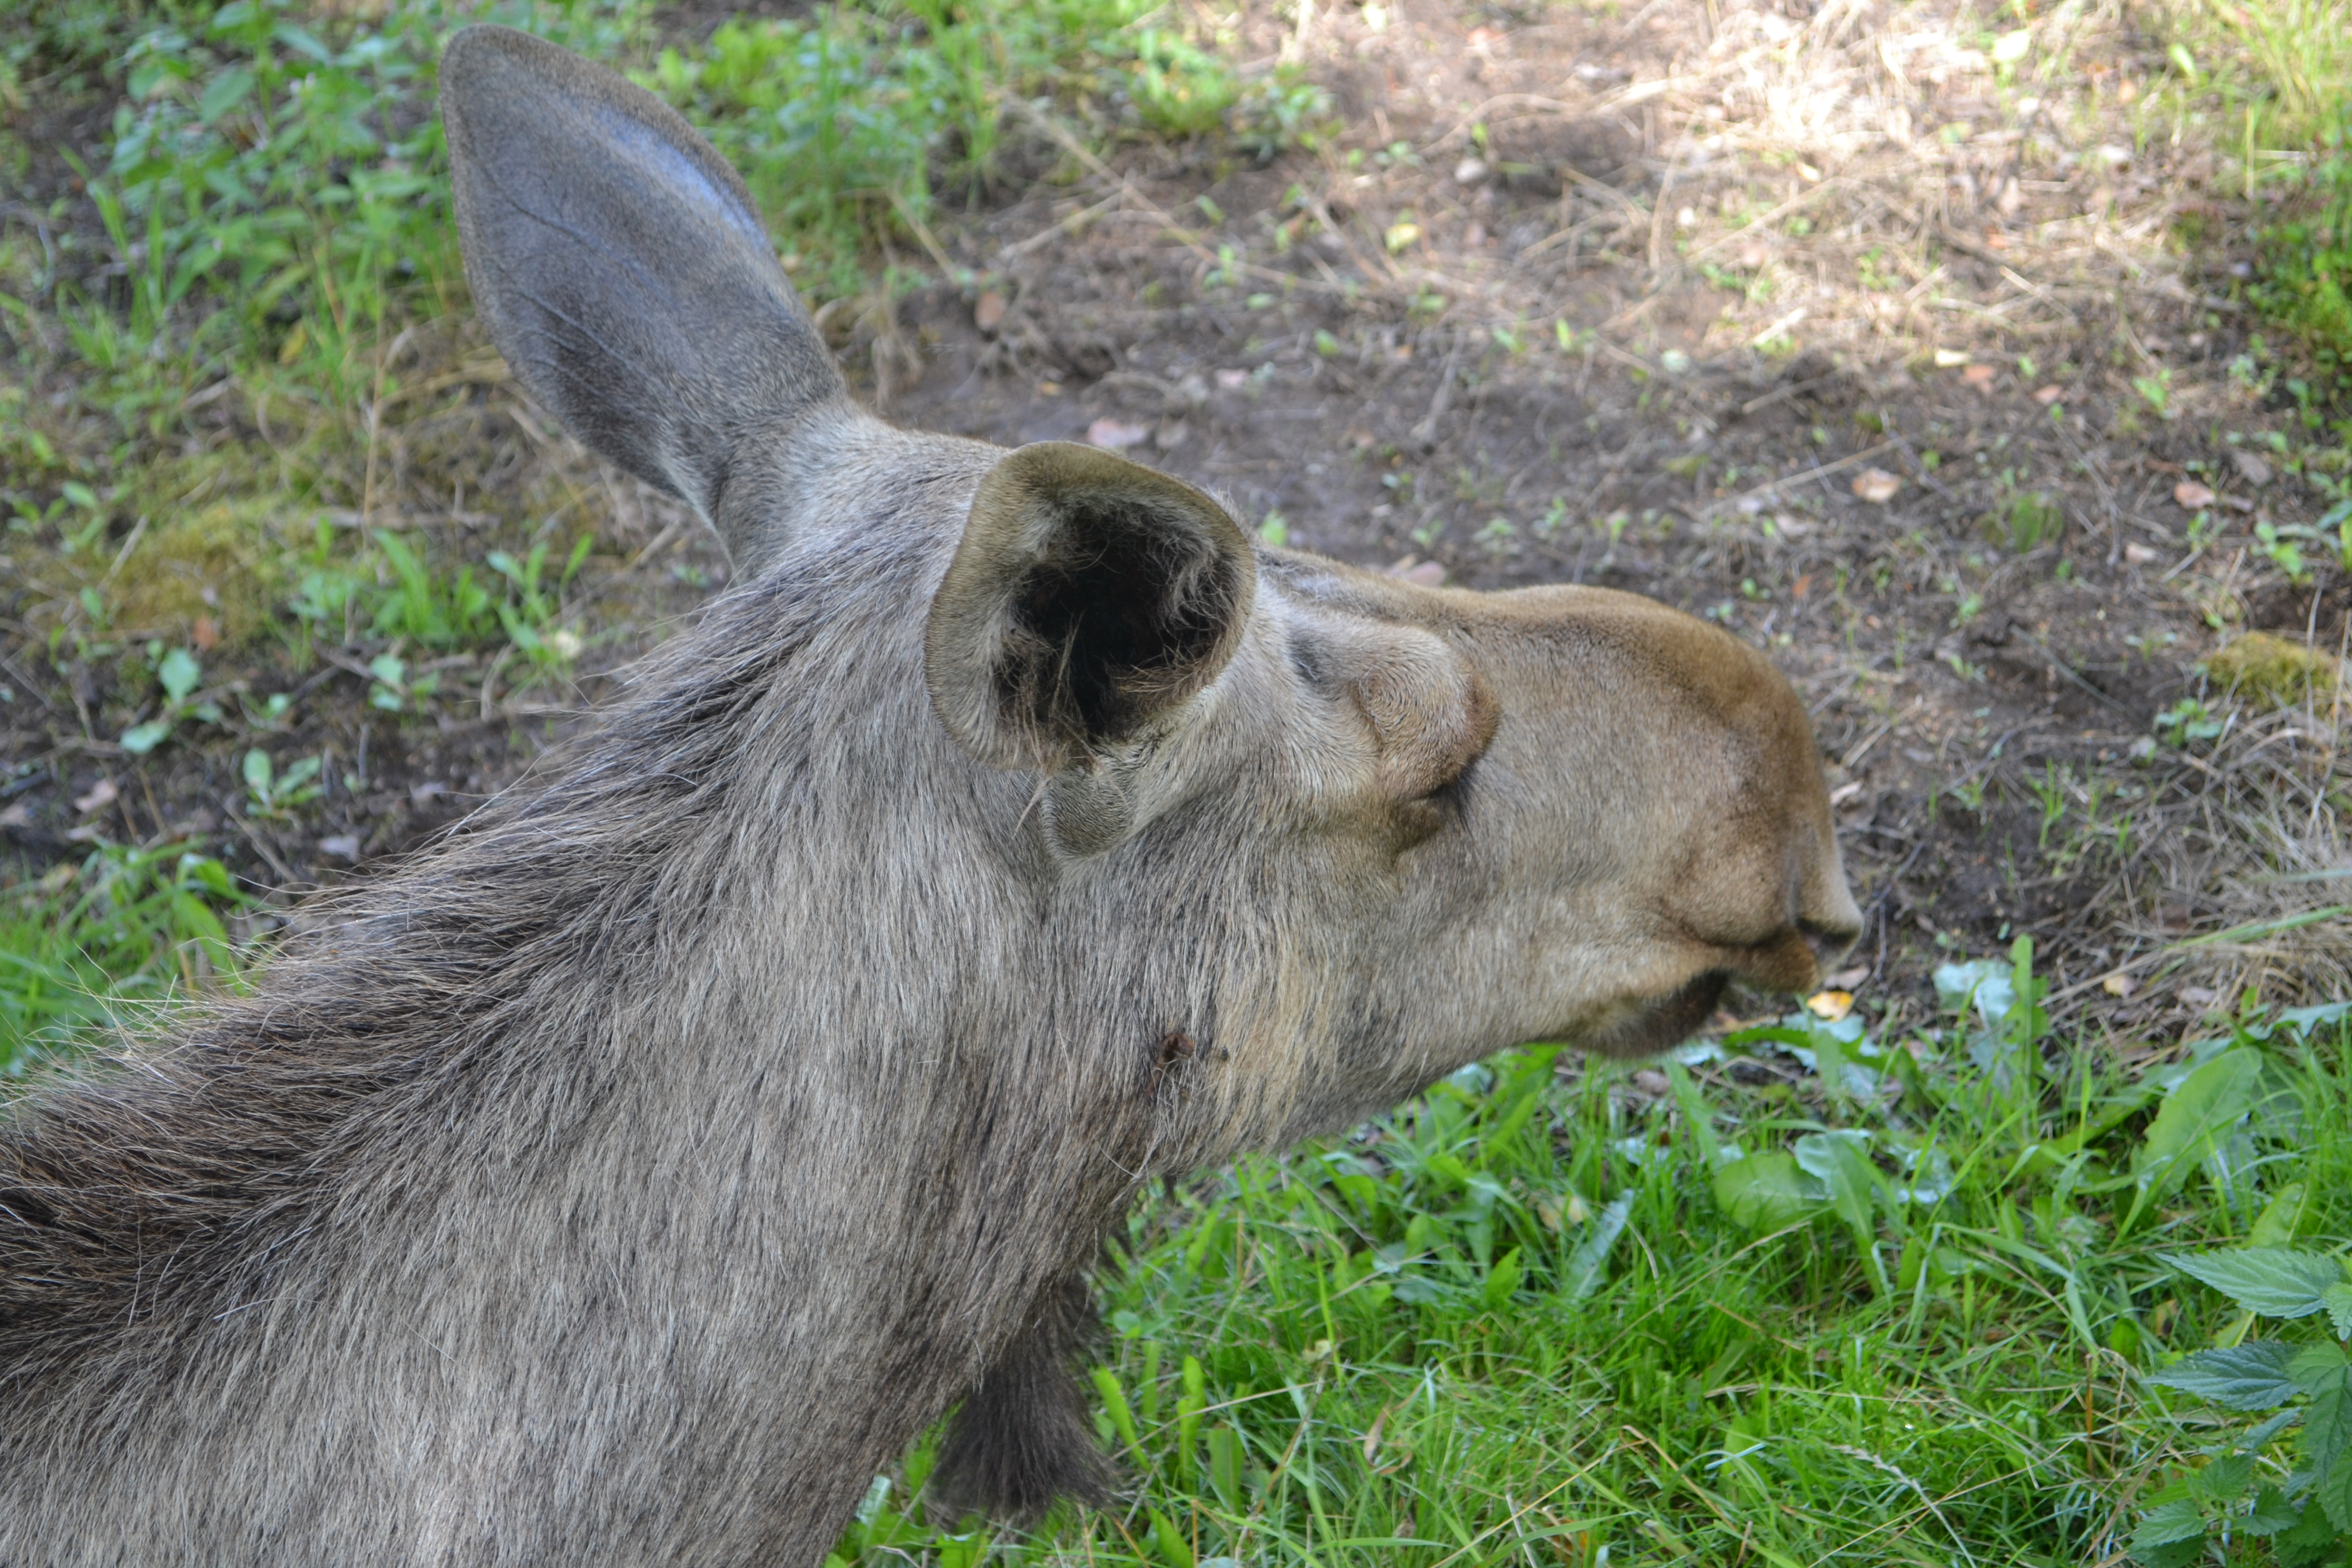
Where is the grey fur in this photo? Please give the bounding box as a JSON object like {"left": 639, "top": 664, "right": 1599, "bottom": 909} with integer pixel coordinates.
{"left": 0, "top": 27, "right": 1859, "bottom": 1566}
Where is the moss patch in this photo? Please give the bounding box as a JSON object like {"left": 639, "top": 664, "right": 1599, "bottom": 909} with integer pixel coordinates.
{"left": 2207, "top": 630, "right": 2342, "bottom": 710}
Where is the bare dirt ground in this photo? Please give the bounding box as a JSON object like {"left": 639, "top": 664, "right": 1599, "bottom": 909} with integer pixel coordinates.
{"left": 7, "top": 0, "right": 2348, "bottom": 1039}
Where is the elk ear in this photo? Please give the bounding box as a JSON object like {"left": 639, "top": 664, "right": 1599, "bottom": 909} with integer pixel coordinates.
{"left": 926, "top": 443, "right": 1257, "bottom": 775}
{"left": 439, "top": 26, "right": 844, "bottom": 570}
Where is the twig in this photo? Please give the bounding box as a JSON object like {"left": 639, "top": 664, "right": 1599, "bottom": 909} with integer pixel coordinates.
{"left": 1698, "top": 440, "right": 1898, "bottom": 520}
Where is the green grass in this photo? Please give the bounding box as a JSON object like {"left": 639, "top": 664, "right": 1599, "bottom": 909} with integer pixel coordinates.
{"left": 795, "top": 953, "right": 2352, "bottom": 1566}
{"left": 2163, "top": 0, "right": 2352, "bottom": 381}
{"left": 0, "top": 838, "right": 248, "bottom": 1072}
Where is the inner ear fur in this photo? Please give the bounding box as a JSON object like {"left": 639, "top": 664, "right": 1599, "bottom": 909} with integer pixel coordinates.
{"left": 1345, "top": 626, "right": 1499, "bottom": 798}
{"left": 926, "top": 443, "right": 1256, "bottom": 774}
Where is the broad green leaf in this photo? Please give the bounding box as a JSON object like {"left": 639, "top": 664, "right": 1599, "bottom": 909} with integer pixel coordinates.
{"left": 2317, "top": 1438, "right": 2352, "bottom": 1533}
{"left": 2134, "top": 1051, "right": 2262, "bottom": 1217}
{"left": 2246, "top": 1485, "right": 2302, "bottom": 1535}
{"left": 2251, "top": 1182, "right": 2310, "bottom": 1247}
{"left": 1480, "top": 1246, "right": 1525, "bottom": 1311}
{"left": 2130, "top": 1532, "right": 2210, "bottom": 1568}
{"left": 1711, "top": 1152, "right": 1820, "bottom": 1233}
{"left": 2293, "top": 1340, "right": 2351, "bottom": 1392}
{"left": 1795, "top": 1131, "right": 1879, "bottom": 1252}
{"left": 2277, "top": 1494, "right": 2346, "bottom": 1568}
{"left": 2300, "top": 1363, "right": 2352, "bottom": 1491}
{"left": 119, "top": 718, "right": 173, "bottom": 754}
{"left": 197, "top": 64, "right": 256, "bottom": 126}
{"left": 2190, "top": 1451, "right": 2254, "bottom": 1501}
{"left": 2164, "top": 1248, "right": 2341, "bottom": 1317}
{"left": 1091, "top": 1367, "right": 1139, "bottom": 1450}
{"left": 2132, "top": 1497, "right": 2209, "bottom": 1549}
{"left": 1561, "top": 1194, "right": 1631, "bottom": 1303}
{"left": 2329, "top": 1283, "right": 2352, "bottom": 1340}
{"left": 242, "top": 748, "right": 273, "bottom": 791}
{"left": 158, "top": 647, "right": 202, "bottom": 703}
{"left": 2144, "top": 1342, "right": 2299, "bottom": 1410}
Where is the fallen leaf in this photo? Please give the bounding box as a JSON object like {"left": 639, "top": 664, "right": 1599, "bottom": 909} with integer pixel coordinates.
{"left": 73, "top": 778, "right": 118, "bottom": 816}
{"left": 1805, "top": 990, "right": 1855, "bottom": 1022}
{"left": 1790, "top": 573, "right": 1812, "bottom": 599}
{"left": 191, "top": 615, "right": 220, "bottom": 651}
{"left": 2032, "top": 384, "right": 2064, "bottom": 404}
{"left": 1962, "top": 363, "right": 1997, "bottom": 392}
{"left": 2232, "top": 449, "right": 2274, "bottom": 487}
{"left": 1085, "top": 418, "right": 1151, "bottom": 451}
{"left": 2124, "top": 542, "right": 2161, "bottom": 564}
{"left": 1851, "top": 468, "right": 1902, "bottom": 503}
{"left": 973, "top": 290, "right": 1007, "bottom": 332}
{"left": 0, "top": 802, "right": 29, "bottom": 830}
{"left": 1827, "top": 965, "right": 1872, "bottom": 990}
{"left": 2102, "top": 973, "right": 2138, "bottom": 997}
{"left": 1363, "top": 1405, "right": 1389, "bottom": 1462}
{"left": 2174, "top": 480, "right": 2217, "bottom": 509}
{"left": 1933, "top": 348, "right": 1971, "bottom": 368}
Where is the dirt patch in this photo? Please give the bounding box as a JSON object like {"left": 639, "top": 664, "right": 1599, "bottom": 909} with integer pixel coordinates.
{"left": 5, "top": 0, "right": 2346, "bottom": 1040}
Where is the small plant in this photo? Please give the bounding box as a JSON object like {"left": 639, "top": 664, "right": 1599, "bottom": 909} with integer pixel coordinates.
{"left": 1993, "top": 488, "right": 2064, "bottom": 552}
{"left": 119, "top": 645, "right": 217, "bottom": 754}
{"left": 241, "top": 748, "right": 323, "bottom": 821}
{"left": 373, "top": 531, "right": 496, "bottom": 652}
{"left": 364, "top": 651, "right": 432, "bottom": 713}
{"left": 2158, "top": 696, "right": 2229, "bottom": 747}
{"left": 2136, "top": 1241, "right": 2352, "bottom": 1565}
{"left": 488, "top": 536, "right": 593, "bottom": 668}
{"left": 1120, "top": 28, "right": 1238, "bottom": 136}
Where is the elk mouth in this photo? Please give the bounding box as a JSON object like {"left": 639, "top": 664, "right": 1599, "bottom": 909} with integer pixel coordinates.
{"left": 1577, "top": 970, "right": 1730, "bottom": 1060}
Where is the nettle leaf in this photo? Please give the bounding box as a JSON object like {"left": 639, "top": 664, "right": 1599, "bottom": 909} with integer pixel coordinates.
{"left": 2327, "top": 1283, "right": 2352, "bottom": 1340}
{"left": 2133, "top": 1497, "right": 2211, "bottom": 1549}
{"left": 2277, "top": 1495, "right": 2347, "bottom": 1568}
{"left": 2192, "top": 1451, "right": 2256, "bottom": 1502}
{"left": 2246, "top": 1484, "right": 2302, "bottom": 1535}
{"left": 2292, "top": 1340, "right": 2351, "bottom": 1396}
{"left": 2145, "top": 1343, "right": 2301, "bottom": 1410}
{"left": 2297, "top": 1361, "right": 2352, "bottom": 1493}
{"left": 2164, "top": 1248, "right": 2343, "bottom": 1318}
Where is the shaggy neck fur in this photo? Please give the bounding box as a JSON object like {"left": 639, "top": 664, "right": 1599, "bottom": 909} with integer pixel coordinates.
{"left": 0, "top": 484, "right": 1254, "bottom": 1564}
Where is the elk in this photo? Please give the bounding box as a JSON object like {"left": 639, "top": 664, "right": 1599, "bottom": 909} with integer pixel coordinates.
{"left": 0, "top": 27, "right": 1860, "bottom": 1566}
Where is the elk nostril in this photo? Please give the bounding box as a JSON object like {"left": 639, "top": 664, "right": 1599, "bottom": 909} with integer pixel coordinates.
{"left": 1798, "top": 917, "right": 1862, "bottom": 967}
